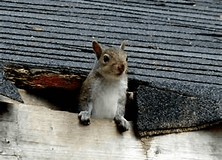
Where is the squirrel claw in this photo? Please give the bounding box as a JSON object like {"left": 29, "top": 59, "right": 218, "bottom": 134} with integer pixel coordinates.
{"left": 114, "top": 116, "right": 130, "bottom": 132}
{"left": 78, "top": 111, "right": 91, "bottom": 125}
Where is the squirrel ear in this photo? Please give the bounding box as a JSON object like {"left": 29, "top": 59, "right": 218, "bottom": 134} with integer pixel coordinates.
{"left": 92, "top": 40, "right": 103, "bottom": 59}
{"left": 120, "top": 40, "right": 128, "bottom": 51}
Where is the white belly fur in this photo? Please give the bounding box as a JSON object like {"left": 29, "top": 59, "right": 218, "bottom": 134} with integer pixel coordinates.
{"left": 91, "top": 79, "right": 126, "bottom": 119}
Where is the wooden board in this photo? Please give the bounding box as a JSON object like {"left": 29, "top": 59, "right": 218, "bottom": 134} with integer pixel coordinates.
{"left": 0, "top": 92, "right": 145, "bottom": 160}
{"left": 1, "top": 90, "right": 222, "bottom": 160}
{"left": 145, "top": 129, "right": 222, "bottom": 160}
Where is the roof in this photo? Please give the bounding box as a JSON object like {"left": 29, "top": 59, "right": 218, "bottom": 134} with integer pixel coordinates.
{"left": 0, "top": 0, "right": 221, "bottom": 117}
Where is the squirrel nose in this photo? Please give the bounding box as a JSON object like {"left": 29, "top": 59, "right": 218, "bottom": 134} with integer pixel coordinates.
{"left": 118, "top": 64, "right": 125, "bottom": 74}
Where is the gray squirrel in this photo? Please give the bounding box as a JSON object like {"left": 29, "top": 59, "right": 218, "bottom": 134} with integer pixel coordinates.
{"left": 78, "top": 39, "right": 130, "bottom": 131}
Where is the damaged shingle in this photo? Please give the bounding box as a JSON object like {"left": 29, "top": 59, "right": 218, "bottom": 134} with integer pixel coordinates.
{"left": 0, "top": 64, "right": 23, "bottom": 103}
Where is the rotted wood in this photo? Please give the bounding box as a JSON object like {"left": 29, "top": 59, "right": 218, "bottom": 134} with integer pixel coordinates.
{"left": 4, "top": 65, "right": 86, "bottom": 89}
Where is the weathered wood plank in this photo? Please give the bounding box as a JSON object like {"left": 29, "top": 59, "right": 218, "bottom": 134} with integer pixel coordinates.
{"left": 0, "top": 97, "right": 145, "bottom": 160}
{"left": 1, "top": 91, "right": 222, "bottom": 160}
{"left": 143, "top": 128, "right": 222, "bottom": 160}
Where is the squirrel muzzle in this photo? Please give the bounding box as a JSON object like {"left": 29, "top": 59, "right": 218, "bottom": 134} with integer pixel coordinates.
{"left": 117, "top": 64, "right": 125, "bottom": 75}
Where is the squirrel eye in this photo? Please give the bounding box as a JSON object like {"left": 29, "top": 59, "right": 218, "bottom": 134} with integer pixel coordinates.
{"left": 103, "top": 54, "right": 110, "bottom": 63}
{"left": 126, "top": 57, "right": 128, "bottom": 61}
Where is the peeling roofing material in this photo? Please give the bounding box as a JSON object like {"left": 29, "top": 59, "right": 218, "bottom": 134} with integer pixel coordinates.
{"left": 0, "top": 64, "right": 23, "bottom": 102}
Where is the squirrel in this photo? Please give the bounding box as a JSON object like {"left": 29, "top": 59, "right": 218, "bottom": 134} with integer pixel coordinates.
{"left": 78, "top": 39, "right": 130, "bottom": 132}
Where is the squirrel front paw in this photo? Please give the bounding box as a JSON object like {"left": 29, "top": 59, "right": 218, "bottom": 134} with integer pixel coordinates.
{"left": 78, "top": 111, "right": 91, "bottom": 125}
{"left": 114, "top": 116, "right": 130, "bottom": 132}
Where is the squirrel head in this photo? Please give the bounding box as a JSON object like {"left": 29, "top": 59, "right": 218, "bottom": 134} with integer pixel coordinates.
{"left": 92, "top": 39, "right": 128, "bottom": 80}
